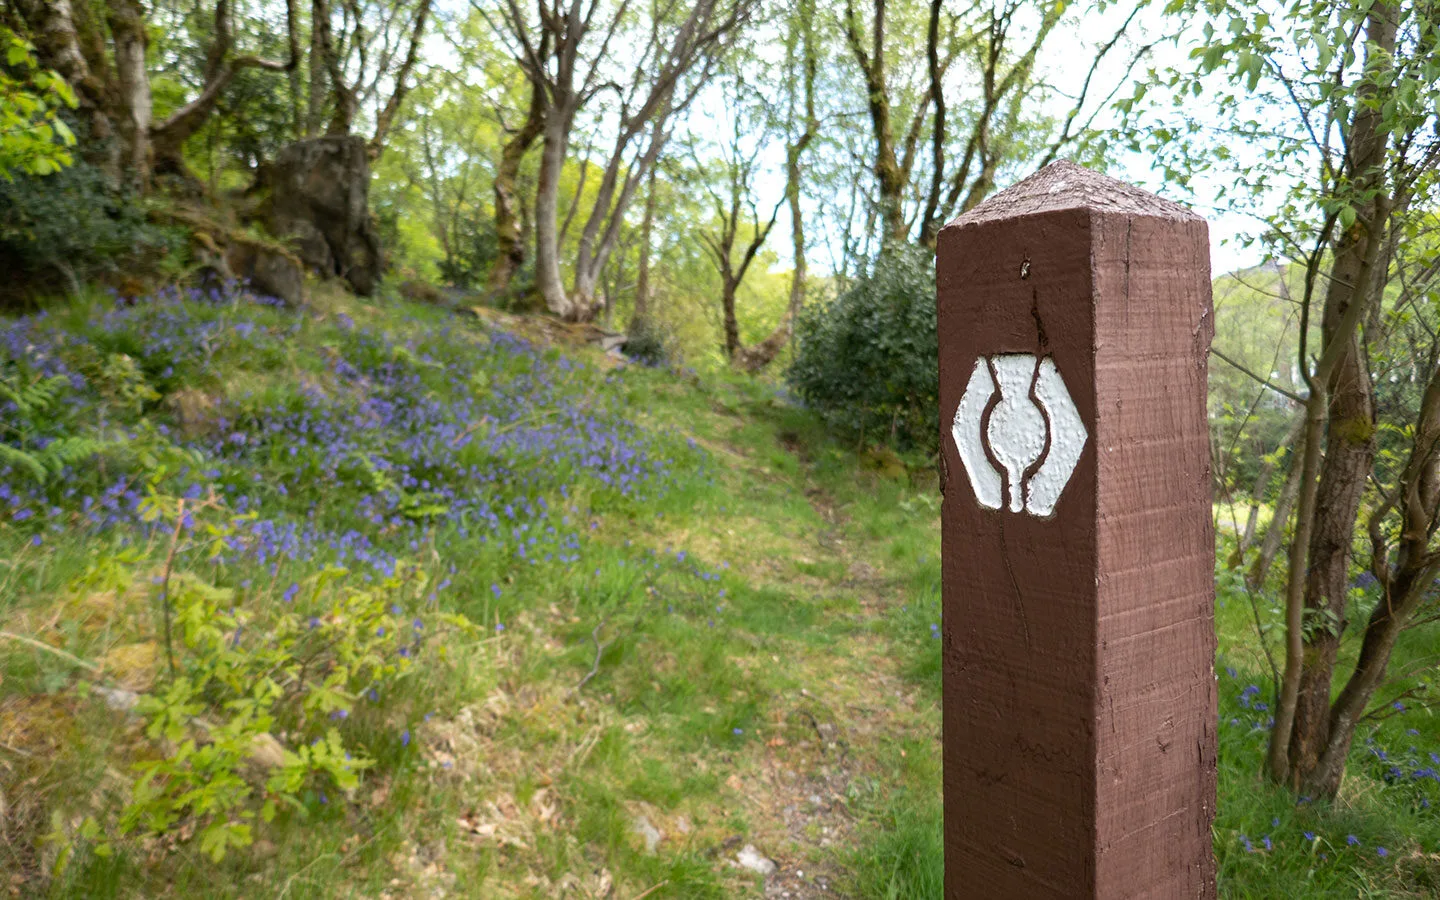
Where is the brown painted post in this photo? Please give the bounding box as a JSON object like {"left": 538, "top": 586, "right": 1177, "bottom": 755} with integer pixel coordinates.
{"left": 937, "top": 161, "right": 1216, "bottom": 899}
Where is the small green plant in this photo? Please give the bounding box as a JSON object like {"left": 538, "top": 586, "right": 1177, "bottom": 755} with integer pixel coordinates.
{"left": 64, "top": 492, "right": 475, "bottom": 863}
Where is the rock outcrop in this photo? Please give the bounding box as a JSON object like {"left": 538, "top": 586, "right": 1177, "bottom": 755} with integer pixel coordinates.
{"left": 262, "top": 136, "right": 382, "bottom": 295}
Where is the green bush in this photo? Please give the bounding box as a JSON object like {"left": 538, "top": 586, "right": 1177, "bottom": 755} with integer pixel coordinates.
{"left": 0, "top": 160, "right": 184, "bottom": 299}
{"left": 787, "top": 247, "right": 937, "bottom": 449}
{"left": 623, "top": 316, "right": 671, "bottom": 367}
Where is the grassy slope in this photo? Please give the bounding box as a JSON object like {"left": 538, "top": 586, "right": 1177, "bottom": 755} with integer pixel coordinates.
{"left": 1, "top": 287, "right": 1438, "bottom": 897}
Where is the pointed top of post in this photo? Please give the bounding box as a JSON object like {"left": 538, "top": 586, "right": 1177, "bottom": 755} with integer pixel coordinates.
{"left": 944, "top": 160, "right": 1201, "bottom": 230}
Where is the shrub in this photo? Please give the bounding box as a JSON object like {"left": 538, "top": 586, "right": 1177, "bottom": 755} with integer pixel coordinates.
{"left": 787, "top": 247, "right": 938, "bottom": 449}
{"left": 0, "top": 160, "right": 184, "bottom": 301}
{"left": 623, "top": 316, "right": 671, "bottom": 367}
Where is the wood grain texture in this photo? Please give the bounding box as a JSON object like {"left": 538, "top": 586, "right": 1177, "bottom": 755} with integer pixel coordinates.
{"left": 937, "top": 162, "right": 1216, "bottom": 899}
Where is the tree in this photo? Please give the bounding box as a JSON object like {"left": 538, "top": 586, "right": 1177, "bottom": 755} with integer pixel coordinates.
{"left": 840, "top": 0, "right": 1152, "bottom": 252}
{"left": 1148, "top": 0, "right": 1440, "bottom": 797}
{"left": 688, "top": 90, "right": 784, "bottom": 364}
{"left": 489, "top": 70, "right": 546, "bottom": 296}
{"left": 488, "top": 0, "right": 756, "bottom": 321}
{"left": 310, "top": 0, "right": 433, "bottom": 157}
{"left": 12, "top": 0, "right": 299, "bottom": 188}
{"left": 736, "top": 0, "right": 821, "bottom": 372}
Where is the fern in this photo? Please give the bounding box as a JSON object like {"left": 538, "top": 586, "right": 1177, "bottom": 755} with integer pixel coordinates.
{"left": 0, "top": 373, "right": 68, "bottom": 418}
{"left": 37, "top": 435, "right": 108, "bottom": 476}
{"left": 0, "top": 372, "right": 107, "bottom": 483}
{"left": 0, "top": 443, "right": 46, "bottom": 483}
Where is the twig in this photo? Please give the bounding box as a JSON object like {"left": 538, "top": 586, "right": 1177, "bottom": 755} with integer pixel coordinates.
{"left": 793, "top": 708, "right": 827, "bottom": 754}
{"left": 0, "top": 740, "right": 36, "bottom": 758}
{"left": 159, "top": 499, "right": 186, "bottom": 681}
{"left": 0, "top": 631, "right": 102, "bottom": 673}
{"left": 447, "top": 415, "right": 492, "bottom": 448}
{"left": 631, "top": 881, "right": 668, "bottom": 900}
{"left": 1210, "top": 346, "right": 1306, "bottom": 403}
{"left": 575, "top": 618, "right": 610, "bottom": 692}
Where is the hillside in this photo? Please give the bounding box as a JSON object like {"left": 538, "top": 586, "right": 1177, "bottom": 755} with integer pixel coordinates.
{"left": 2, "top": 286, "right": 1439, "bottom": 898}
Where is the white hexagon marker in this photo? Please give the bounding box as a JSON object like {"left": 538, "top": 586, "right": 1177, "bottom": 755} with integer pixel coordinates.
{"left": 951, "top": 354, "right": 1086, "bottom": 517}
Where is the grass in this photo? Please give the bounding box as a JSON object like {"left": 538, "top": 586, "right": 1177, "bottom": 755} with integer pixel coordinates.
{"left": 1, "top": 283, "right": 1439, "bottom": 897}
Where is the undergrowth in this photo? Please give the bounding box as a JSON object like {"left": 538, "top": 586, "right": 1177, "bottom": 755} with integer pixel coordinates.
{"left": 2, "top": 284, "right": 1440, "bottom": 897}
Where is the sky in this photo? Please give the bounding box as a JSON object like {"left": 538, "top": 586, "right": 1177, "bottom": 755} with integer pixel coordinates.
{"left": 1037, "top": 4, "right": 1265, "bottom": 276}
{"left": 427, "top": 0, "right": 1269, "bottom": 277}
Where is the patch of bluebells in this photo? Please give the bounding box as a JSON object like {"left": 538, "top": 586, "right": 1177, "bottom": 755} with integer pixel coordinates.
{"left": 1217, "top": 657, "right": 1440, "bottom": 866}
{"left": 0, "top": 286, "right": 699, "bottom": 584}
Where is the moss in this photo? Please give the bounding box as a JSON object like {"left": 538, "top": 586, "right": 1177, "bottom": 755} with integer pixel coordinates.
{"left": 1336, "top": 415, "right": 1376, "bottom": 445}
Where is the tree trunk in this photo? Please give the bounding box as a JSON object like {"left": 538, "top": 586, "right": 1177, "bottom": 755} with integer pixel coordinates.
{"left": 13, "top": 0, "right": 118, "bottom": 173}
{"left": 1247, "top": 447, "right": 1302, "bottom": 592}
{"left": 731, "top": 107, "right": 812, "bottom": 374}
{"left": 535, "top": 106, "right": 578, "bottom": 319}
{"left": 307, "top": 0, "right": 327, "bottom": 135}
{"left": 1269, "top": 1, "right": 1396, "bottom": 797}
{"left": 1228, "top": 412, "right": 1304, "bottom": 568}
{"left": 286, "top": 0, "right": 302, "bottom": 138}
{"left": 311, "top": 0, "right": 355, "bottom": 136}
{"left": 720, "top": 275, "right": 741, "bottom": 359}
{"left": 572, "top": 114, "right": 671, "bottom": 322}
{"left": 1287, "top": 312, "right": 1375, "bottom": 786}
{"left": 1307, "top": 366, "right": 1440, "bottom": 795}
{"left": 631, "top": 168, "right": 657, "bottom": 332}
{"left": 843, "top": 0, "right": 908, "bottom": 248}
{"left": 490, "top": 84, "right": 547, "bottom": 297}
{"left": 104, "top": 0, "right": 153, "bottom": 190}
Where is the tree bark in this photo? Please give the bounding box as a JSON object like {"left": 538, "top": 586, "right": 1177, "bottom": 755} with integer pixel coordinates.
{"left": 1228, "top": 411, "right": 1304, "bottom": 569}
{"left": 535, "top": 106, "right": 577, "bottom": 319}
{"left": 843, "top": 0, "right": 907, "bottom": 248}
{"left": 307, "top": 0, "right": 327, "bottom": 135}
{"left": 104, "top": 0, "right": 152, "bottom": 190}
{"left": 1247, "top": 445, "right": 1302, "bottom": 592}
{"left": 489, "top": 81, "right": 547, "bottom": 297}
{"left": 1269, "top": 1, "right": 1397, "bottom": 795}
{"left": 720, "top": 272, "right": 742, "bottom": 359}
{"left": 631, "top": 167, "right": 658, "bottom": 332}
{"left": 1287, "top": 233, "right": 1381, "bottom": 788}
{"left": 312, "top": 0, "right": 356, "bottom": 135}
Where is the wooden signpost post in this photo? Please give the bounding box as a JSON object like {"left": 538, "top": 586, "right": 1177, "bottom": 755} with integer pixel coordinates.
{"left": 937, "top": 161, "right": 1217, "bottom": 898}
